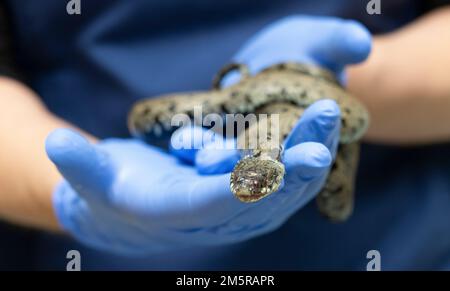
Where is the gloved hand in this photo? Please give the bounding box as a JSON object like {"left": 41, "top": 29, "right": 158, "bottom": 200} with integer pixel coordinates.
{"left": 47, "top": 15, "right": 371, "bottom": 256}
{"left": 222, "top": 15, "right": 371, "bottom": 86}
{"left": 47, "top": 100, "right": 337, "bottom": 256}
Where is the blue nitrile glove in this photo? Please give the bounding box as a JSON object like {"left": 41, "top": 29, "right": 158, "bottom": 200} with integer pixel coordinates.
{"left": 47, "top": 101, "right": 338, "bottom": 256}
{"left": 221, "top": 15, "right": 371, "bottom": 87}
{"left": 46, "top": 15, "right": 371, "bottom": 256}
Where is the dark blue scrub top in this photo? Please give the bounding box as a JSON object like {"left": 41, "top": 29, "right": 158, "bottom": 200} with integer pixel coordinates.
{"left": 1, "top": 0, "right": 449, "bottom": 270}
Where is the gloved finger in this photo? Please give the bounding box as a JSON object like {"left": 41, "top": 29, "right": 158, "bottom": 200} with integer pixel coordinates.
{"left": 45, "top": 128, "right": 114, "bottom": 201}
{"left": 274, "top": 142, "right": 333, "bottom": 219}
{"left": 169, "top": 126, "right": 214, "bottom": 164}
{"left": 195, "top": 135, "right": 240, "bottom": 175}
{"left": 312, "top": 19, "right": 372, "bottom": 73}
{"left": 285, "top": 99, "right": 340, "bottom": 156}
{"left": 170, "top": 125, "right": 240, "bottom": 174}
{"left": 282, "top": 141, "right": 331, "bottom": 193}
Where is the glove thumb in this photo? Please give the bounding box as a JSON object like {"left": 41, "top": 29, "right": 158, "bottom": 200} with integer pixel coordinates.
{"left": 45, "top": 128, "right": 114, "bottom": 201}
{"left": 313, "top": 19, "right": 372, "bottom": 74}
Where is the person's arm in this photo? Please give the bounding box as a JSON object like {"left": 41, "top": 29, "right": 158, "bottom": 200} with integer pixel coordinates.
{"left": 348, "top": 6, "right": 450, "bottom": 144}
{"left": 0, "top": 1, "right": 94, "bottom": 230}
{"left": 0, "top": 78, "right": 94, "bottom": 230}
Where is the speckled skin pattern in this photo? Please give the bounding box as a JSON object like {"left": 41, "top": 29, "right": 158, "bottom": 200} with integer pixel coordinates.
{"left": 128, "top": 63, "right": 369, "bottom": 222}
